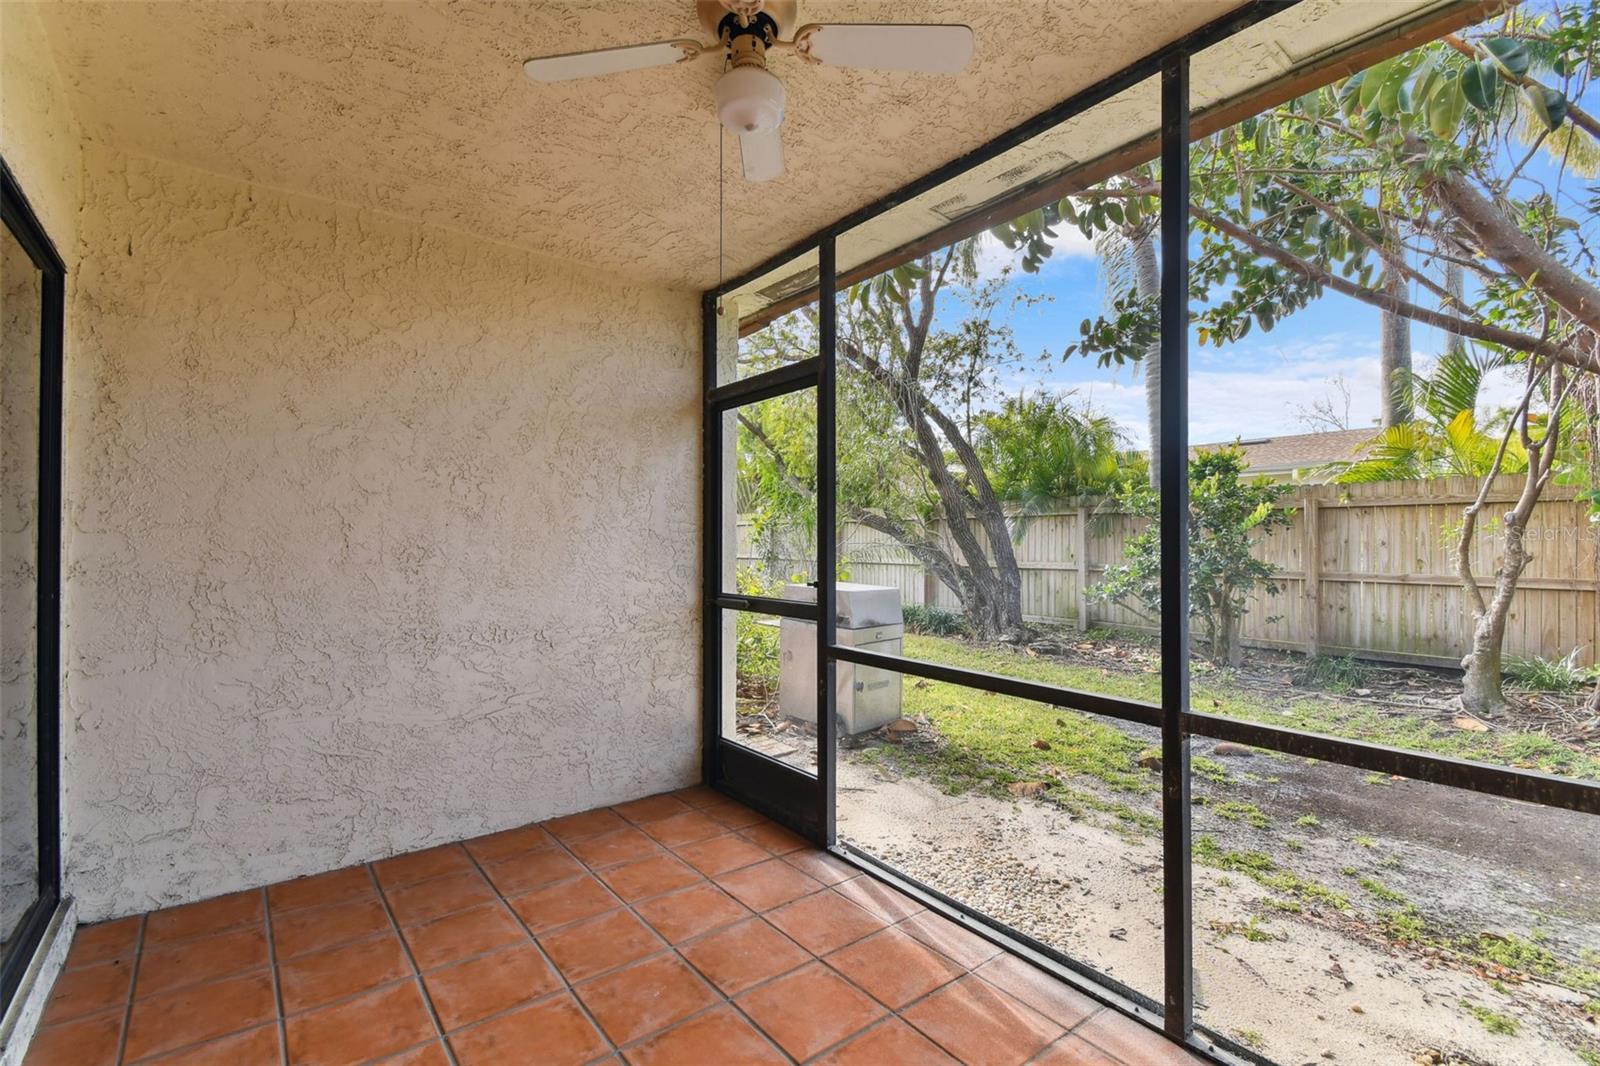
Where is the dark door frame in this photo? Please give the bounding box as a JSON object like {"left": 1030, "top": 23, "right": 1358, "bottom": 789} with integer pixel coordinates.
{"left": 0, "top": 160, "right": 66, "bottom": 1016}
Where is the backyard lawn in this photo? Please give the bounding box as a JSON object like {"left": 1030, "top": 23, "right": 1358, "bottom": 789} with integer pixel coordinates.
{"left": 873, "top": 632, "right": 1600, "bottom": 792}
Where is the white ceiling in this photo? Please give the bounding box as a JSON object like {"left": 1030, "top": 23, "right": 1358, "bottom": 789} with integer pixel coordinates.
{"left": 35, "top": 0, "right": 1257, "bottom": 289}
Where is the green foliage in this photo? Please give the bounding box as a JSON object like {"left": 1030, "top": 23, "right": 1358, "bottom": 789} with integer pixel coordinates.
{"left": 1506, "top": 649, "right": 1599, "bottom": 692}
{"left": 974, "top": 391, "right": 1142, "bottom": 510}
{"left": 1328, "top": 351, "right": 1530, "bottom": 483}
{"left": 1094, "top": 448, "right": 1293, "bottom": 663}
{"left": 1382, "top": 904, "right": 1429, "bottom": 942}
{"left": 1297, "top": 655, "right": 1371, "bottom": 694}
{"left": 991, "top": 5, "right": 1600, "bottom": 384}
{"left": 733, "top": 569, "right": 781, "bottom": 710}
{"left": 901, "top": 604, "right": 971, "bottom": 638}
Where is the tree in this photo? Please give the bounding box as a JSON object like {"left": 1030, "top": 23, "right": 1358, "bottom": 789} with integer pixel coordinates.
{"left": 737, "top": 244, "right": 1142, "bottom": 640}
{"left": 974, "top": 391, "right": 1141, "bottom": 518}
{"left": 1095, "top": 448, "right": 1294, "bottom": 666}
{"left": 996, "top": 2, "right": 1600, "bottom": 711}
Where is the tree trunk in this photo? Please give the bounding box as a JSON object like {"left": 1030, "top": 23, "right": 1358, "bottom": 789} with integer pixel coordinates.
{"left": 1444, "top": 260, "right": 1466, "bottom": 358}
{"left": 1218, "top": 601, "right": 1244, "bottom": 667}
{"left": 1456, "top": 361, "right": 1569, "bottom": 716}
{"left": 1459, "top": 527, "right": 1526, "bottom": 716}
{"left": 1130, "top": 229, "right": 1162, "bottom": 486}
{"left": 1380, "top": 266, "right": 1413, "bottom": 427}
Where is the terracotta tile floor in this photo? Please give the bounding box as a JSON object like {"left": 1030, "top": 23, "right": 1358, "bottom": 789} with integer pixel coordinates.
{"left": 26, "top": 788, "right": 1205, "bottom": 1065}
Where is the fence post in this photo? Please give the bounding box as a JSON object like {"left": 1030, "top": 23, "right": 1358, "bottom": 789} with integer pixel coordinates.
{"left": 922, "top": 568, "right": 936, "bottom": 610}
{"left": 1075, "top": 505, "right": 1089, "bottom": 632}
{"left": 1303, "top": 489, "right": 1322, "bottom": 659}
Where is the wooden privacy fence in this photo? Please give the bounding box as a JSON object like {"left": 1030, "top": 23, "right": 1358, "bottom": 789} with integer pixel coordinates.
{"left": 737, "top": 475, "right": 1599, "bottom": 669}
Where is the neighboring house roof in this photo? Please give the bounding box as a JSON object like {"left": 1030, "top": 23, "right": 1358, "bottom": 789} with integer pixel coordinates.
{"left": 1191, "top": 427, "right": 1377, "bottom": 477}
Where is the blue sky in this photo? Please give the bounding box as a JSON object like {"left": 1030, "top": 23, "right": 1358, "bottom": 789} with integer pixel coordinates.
{"left": 954, "top": 237, "right": 1485, "bottom": 449}
{"left": 935, "top": 18, "right": 1595, "bottom": 452}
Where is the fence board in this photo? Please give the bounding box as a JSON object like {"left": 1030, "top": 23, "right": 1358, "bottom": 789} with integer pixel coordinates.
{"left": 736, "top": 475, "right": 1597, "bottom": 668}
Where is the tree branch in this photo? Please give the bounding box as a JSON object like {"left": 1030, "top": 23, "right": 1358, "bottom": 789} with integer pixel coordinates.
{"left": 1269, "top": 175, "right": 1461, "bottom": 311}
{"left": 1421, "top": 152, "right": 1600, "bottom": 342}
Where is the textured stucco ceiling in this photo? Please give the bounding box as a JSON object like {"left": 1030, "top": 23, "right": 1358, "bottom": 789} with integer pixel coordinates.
{"left": 33, "top": 0, "right": 1256, "bottom": 289}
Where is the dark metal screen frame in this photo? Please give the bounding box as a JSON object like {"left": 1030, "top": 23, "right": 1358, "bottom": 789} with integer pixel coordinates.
{"left": 0, "top": 159, "right": 66, "bottom": 1017}
{"left": 703, "top": 2, "right": 1600, "bottom": 1061}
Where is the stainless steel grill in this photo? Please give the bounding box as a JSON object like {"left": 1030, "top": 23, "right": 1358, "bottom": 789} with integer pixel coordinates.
{"left": 778, "top": 582, "right": 904, "bottom": 734}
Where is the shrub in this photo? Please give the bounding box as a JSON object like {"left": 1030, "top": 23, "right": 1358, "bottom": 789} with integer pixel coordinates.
{"left": 903, "top": 604, "right": 971, "bottom": 637}
{"left": 1297, "top": 654, "right": 1370, "bottom": 694}
{"left": 1505, "top": 649, "right": 1598, "bottom": 693}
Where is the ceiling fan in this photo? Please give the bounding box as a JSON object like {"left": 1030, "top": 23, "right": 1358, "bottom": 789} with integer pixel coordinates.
{"left": 522, "top": 1, "right": 974, "bottom": 182}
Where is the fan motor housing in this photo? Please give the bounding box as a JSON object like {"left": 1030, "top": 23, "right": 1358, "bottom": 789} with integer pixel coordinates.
{"left": 697, "top": 1, "right": 796, "bottom": 39}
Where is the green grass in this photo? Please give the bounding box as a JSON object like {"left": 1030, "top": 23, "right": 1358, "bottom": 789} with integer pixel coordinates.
{"left": 1192, "top": 835, "right": 1349, "bottom": 910}
{"left": 895, "top": 635, "right": 1600, "bottom": 781}
{"left": 1358, "top": 876, "right": 1408, "bottom": 904}
{"left": 1206, "top": 800, "right": 1269, "bottom": 828}
{"left": 1466, "top": 1005, "right": 1519, "bottom": 1036}
{"left": 849, "top": 634, "right": 1600, "bottom": 1007}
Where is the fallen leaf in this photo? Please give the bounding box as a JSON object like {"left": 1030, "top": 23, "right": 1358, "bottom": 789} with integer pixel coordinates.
{"left": 1032, "top": 739, "right": 1052, "bottom": 751}
{"left": 1452, "top": 716, "right": 1489, "bottom": 732}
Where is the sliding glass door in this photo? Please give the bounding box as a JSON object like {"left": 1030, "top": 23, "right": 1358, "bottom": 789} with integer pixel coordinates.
{"left": 0, "top": 163, "right": 64, "bottom": 1015}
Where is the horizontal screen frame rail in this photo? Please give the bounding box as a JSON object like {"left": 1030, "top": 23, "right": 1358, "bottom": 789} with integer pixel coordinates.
{"left": 828, "top": 647, "right": 1600, "bottom": 815}
{"left": 713, "top": 594, "right": 819, "bottom": 620}
{"left": 829, "top": 644, "right": 1161, "bottom": 729}
{"left": 708, "top": 357, "right": 822, "bottom": 410}
{"left": 1185, "top": 711, "right": 1600, "bottom": 816}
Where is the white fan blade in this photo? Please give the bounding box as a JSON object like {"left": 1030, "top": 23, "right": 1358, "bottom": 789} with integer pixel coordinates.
{"left": 796, "top": 24, "right": 973, "bottom": 73}
{"left": 523, "top": 40, "right": 697, "bottom": 83}
{"left": 739, "top": 128, "right": 785, "bottom": 182}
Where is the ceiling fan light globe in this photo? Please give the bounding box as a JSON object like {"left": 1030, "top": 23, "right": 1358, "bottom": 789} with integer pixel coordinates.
{"left": 715, "top": 66, "right": 785, "bottom": 135}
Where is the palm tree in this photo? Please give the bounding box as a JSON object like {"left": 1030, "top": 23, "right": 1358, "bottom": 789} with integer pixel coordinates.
{"left": 1324, "top": 350, "right": 1526, "bottom": 483}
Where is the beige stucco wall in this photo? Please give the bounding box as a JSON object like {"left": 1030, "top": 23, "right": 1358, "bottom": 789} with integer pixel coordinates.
{"left": 59, "top": 147, "right": 701, "bottom": 920}
{"left": 6, "top": 10, "right": 704, "bottom": 922}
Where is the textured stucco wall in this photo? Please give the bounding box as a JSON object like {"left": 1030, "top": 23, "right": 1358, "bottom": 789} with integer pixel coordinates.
{"left": 1, "top": 2, "right": 80, "bottom": 256}
{"left": 62, "top": 147, "right": 701, "bottom": 921}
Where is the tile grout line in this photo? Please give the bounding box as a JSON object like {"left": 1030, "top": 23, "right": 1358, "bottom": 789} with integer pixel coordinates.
{"left": 597, "top": 808, "right": 872, "bottom": 1062}
{"left": 457, "top": 830, "right": 628, "bottom": 1059}
{"left": 112, "top": 914, "right": 147, "bottom": 1066}
{"left": 259, "top": 887, "right": 289, "bottom": 1066}
{"left": 58, "top": 794, "right": 1144, "bottom": 1066}
{"left": 365, "top": 861, "right": 458, "bottom": 1066}
{"left": 564, "top": 808, "right": 804, "bottom": 1064}
{"left": 524, "top": 808, "right": 817, "bottom": 1060}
